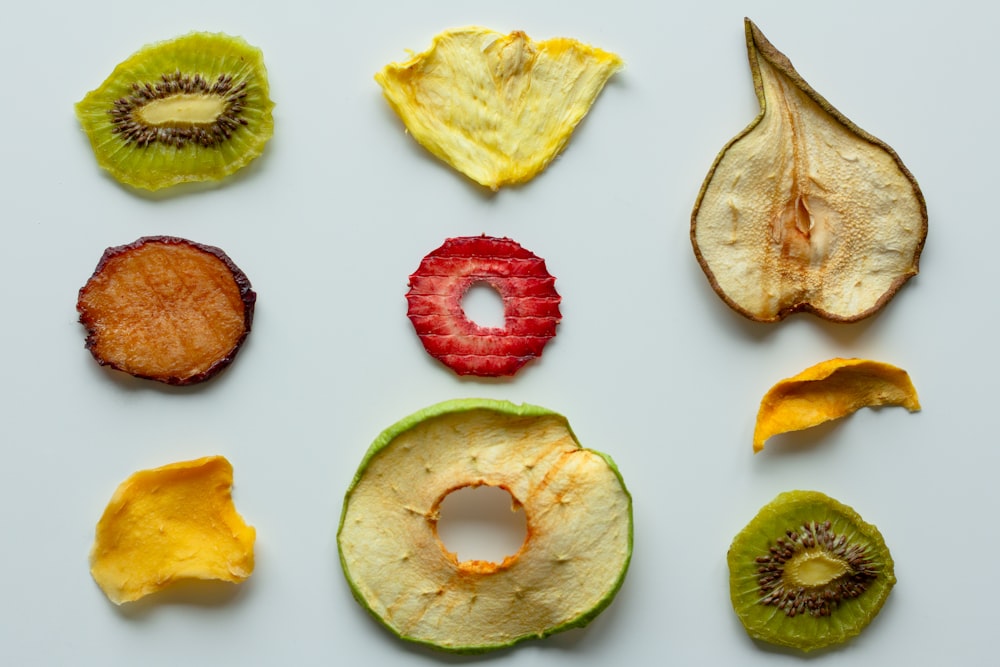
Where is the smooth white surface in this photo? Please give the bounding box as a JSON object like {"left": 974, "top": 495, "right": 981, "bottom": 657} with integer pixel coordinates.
{"left": 0, "top": 1, "right": 992, "bottom": 664}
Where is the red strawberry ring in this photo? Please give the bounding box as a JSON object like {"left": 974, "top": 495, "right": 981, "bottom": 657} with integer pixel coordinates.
{"left": 406, "top": 236, "right": 562, "bottom": 377}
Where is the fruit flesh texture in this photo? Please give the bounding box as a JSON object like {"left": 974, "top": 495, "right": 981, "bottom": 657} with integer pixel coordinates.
{"left": 691, "top": 19, "right": 926, "bottom": 322}
{"left": 753, "top": 358, "right": 921, "bottom": 452}
{"left": 77, "top": 236, "right": 255, "bottom": 385}
{"left": 728, "top": 490, "right": 895, "bottom": 651}
{"left": 90, "top": 456, "right": 256, "bottom": 605}
{"left": 338, "top": 399, "right": 632, "bottom": 652}
{"left": 137, "top": 94, "right": 227, "bottom": 126}
{"left": 376, "top": 27, "right": 622, "bottom": 190}
{"left": 406, "top": 236, "right": 561, "bottom": 377}
{"left": 75, "top": 32, "right": 274, "bottom": 191}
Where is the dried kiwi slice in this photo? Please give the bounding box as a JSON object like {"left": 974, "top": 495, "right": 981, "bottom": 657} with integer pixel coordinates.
{"left": 76, "top": 32, "right": 275, "bottom": 191}
{"left": 728, "top": 490, "right": 895, "bottom": 651}
{"left": 77, "top": 236, "right": 255, "bottom": 385}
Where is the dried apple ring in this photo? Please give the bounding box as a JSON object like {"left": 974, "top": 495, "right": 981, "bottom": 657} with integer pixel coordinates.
{"left": 337, "top": 399, "right": 632, "bottom": 652}
{"left": 77, "top": 236, "right": 255, "bottom": 385}
{"left": 406, "top": 236, "right": 561, "bottom": 377}
{"left": 90, "top": 455, "right": 255, "bottom": 605}
{"left": 754, "top": 358, "right": 921, "bottom": 452}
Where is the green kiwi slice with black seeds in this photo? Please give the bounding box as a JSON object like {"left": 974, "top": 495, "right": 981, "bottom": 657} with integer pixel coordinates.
{"left": 728, "top": 490, "right": 895, "bottom": 652}
{"left": 76, "top": 32, "right": 274, "bottom": 191}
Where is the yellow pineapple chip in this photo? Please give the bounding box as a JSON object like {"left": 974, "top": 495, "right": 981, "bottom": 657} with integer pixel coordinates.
{"left": 376, "top": 26, "right": 622, "bottom": 190}
{"left": 90, "top": 455, "right": 255, "bottom": 605}
{"left": 753, "top": 358, "right": 920, "bottom": 453}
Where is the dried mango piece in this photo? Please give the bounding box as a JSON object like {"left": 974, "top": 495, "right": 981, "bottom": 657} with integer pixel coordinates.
{"left": 691, "top": 19, "right": 927, "bottom": 322}
{"left": 376, "top": 27, "right": 622, "bottom": 190}
{"left": 754, "top": 358, "right": 920, "bottom": 452}
{"left": 90, "top": 456, "right": 255, "bottom": 605}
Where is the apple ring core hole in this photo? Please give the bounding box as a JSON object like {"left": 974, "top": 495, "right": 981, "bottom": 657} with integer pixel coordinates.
{"left": 436, "top": 485, "right": 527, "bottom": 566}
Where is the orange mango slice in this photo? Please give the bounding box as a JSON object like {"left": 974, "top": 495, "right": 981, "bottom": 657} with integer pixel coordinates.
{"left": 753, "top": 358, "right": 920, "bottom": 453}
{"left": 90, "top": 455, "right": 255, "bottom": 604}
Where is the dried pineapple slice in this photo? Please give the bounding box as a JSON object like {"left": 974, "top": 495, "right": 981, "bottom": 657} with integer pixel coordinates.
{"left": 753, "top": 358, "right": 921, "bottom": 452}
{"left": 376, "top": 27, "right": 622, "bottom": 190}
{"left": 90, "top": 456, "right": 255, "bottom": 604}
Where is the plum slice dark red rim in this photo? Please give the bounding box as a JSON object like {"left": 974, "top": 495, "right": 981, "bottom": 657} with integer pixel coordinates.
{"left": 406, "top": 236, "right": 561, "bottom": 377}
{"left": 77, "top": 235, "right": 256, "bottom": 385}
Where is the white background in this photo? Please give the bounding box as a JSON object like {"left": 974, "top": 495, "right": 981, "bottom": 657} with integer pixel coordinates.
{"left": 0, "top": 1, "right": 992, "bottom": 664}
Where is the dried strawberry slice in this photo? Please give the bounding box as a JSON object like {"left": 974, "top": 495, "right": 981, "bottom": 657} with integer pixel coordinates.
{"left": 406, "top": 236, "right": 561, "bottom": 377}
{"left": 77, "top": 236, "right": 255, "bottom": 385}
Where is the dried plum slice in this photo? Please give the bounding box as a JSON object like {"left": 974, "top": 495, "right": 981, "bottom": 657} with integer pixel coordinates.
{"left": 77, "top": 236, "right": 255, "bottom": 385}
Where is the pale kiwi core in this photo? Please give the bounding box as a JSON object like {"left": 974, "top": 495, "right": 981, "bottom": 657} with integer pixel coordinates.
{"left": 785, "top": 551, "right": 849, "bottom": 588}
{"left": 137, "top": 95, "right": 228, "bottom": 127}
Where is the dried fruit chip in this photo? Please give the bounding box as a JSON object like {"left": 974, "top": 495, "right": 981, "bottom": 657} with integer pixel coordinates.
{"left": 728, "top": 490, "right": 895, "bottom": 651}
{"left": 76, "top": 32, "right": 275, "bottom": 191}
{"left": 376, "top": 27, "right": 622, "bottom": 190}
{"left": 90, "top": 456, "right": 255, "bottom": 605}
{"left": 77, "top": 236, "right": 256, "bottom": 385}
{"left": 754, "top": 358, "right": 921, "bottom": 452}
{"left": 338, "top": 399, "right": 632, "bottom": 652}
{"left": 406, "top": 236, "right": 561, "bottom": 377}
{"left": 691, "top": 19, "right": 927, "bottom": 322}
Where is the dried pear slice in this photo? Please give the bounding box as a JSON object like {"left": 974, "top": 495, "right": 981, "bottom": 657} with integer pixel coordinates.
{"left": 337, "top": 399, "right": 632, "bottom": 652}
{"left": 77, "top": 236, "right": 256, "bottom": 386}
{"left": 728, "top": 490, "right": 895, "bottom": 651}
{"left": 376, "top": 27, "right": 622, "bottom": 190}
{"left": 691, "top": 19, "right": 927, "bottom": 322}
{"left": 90, "top": 456, "right": 255, "bottom": 605}
{"left": 76, "top": 32, "right": 274, "bottom": 191}
{"left": 754, "top": 358, "right": 921, "bottom": 452}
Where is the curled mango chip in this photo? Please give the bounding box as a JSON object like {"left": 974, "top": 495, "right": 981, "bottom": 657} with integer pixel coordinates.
{"left": 376, "top": 27, "right": 622, "bottom": 190}
{"left": 753, "top": 358, "right": 920, "bottom": 453}
{"left": 90, "top": 456, "right": 255, "bottom": 605}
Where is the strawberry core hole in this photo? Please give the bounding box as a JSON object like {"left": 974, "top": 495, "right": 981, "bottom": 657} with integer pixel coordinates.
{"left": 461, "top": 281, "right": 506, "bottom": 328}
{"left": 437, "top": 485, "right": 526, "bottom": 564}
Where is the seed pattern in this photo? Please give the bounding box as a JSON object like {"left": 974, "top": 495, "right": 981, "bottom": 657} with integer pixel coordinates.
{"left": 755, "top": 520, "right": 878, "bottom": 618}
{"left": 109, "top": 72, "right": 249, "bottom": 148}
